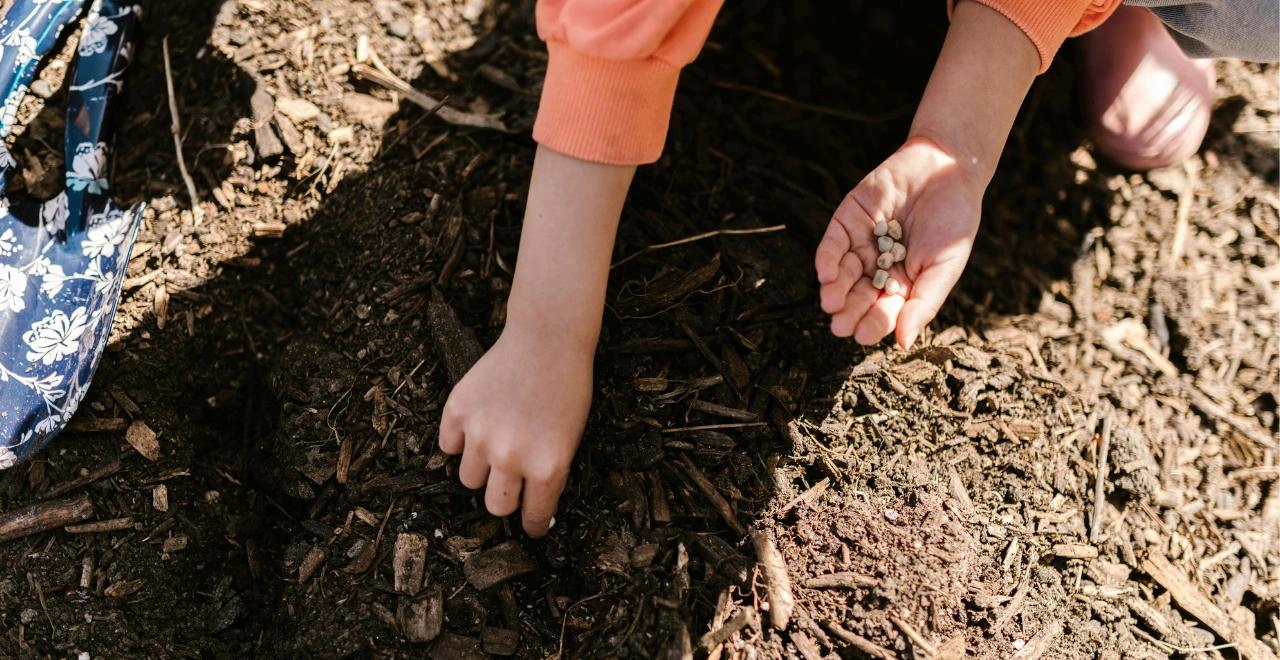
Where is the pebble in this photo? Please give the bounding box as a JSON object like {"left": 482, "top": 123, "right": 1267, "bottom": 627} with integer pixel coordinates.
{"left": 887, "top": 219, "right": 903, "bottom": 240}
{"left": 30, "top": 79, "right": 53, "bottom": 98}
{"left": 876, "top": 252, "right": 894, "bottom": 269}
{"left": 872, "top": 269, "right": 888, "bottom": 289}
{"left": 891, "top": 242, "right": 906, "bottom": 262}
{"left": 877, "top": 236, "right": 894, "bottom": 253}
{"left": 885, "top": 277, "right": 904, "bottom": 296}
{"left": 873, "top": 220, "right": 888, "bottom": 237}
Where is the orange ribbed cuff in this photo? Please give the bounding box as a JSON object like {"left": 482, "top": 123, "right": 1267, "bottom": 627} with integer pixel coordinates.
{"left": 533, "top": 41, "right": 681, "bottom": 166}
{"left": 970, "top": 0, "right": 1096, "bottom": 72}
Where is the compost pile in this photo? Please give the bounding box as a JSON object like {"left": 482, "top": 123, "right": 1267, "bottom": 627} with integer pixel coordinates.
{"left": 0, "top": 1, "right": 1275, "bottom": 657}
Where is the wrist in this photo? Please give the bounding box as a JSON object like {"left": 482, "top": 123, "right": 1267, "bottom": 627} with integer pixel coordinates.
{"left": 503, "top": 294, "right": 602, "bottom": 356}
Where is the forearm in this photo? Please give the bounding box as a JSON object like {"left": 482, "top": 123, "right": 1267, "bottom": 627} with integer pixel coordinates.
{"left": 909, "top": 1, "right": 1040, "bottom": 187}
{"left": 505, "top": 145, "right": 635, "bottom": 349}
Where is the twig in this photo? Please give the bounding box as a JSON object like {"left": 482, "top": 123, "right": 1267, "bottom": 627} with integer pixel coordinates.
{"left": 676, "top": 455, "right": 746, "bottom": 536}
{"left": 0, "top": 494, "right": 94, "bottom": 543}
{"left": 1185, "top": 386, "right": 1278, "bottom": 448}
{"left": 711, "top": 80, "right": 909, "bottom": 124}
{"left": 749, "top": 530, "right": 794, "bottom": 630}
{"left": 1166, "top": 160, "right": 1198, "bottom": 267}
{"left": 1142, "top": 552, "right": 1272, "bottom": 660}
{"left": 351, "top": 49, "right": 506, "bottom": 132}
{"left": 699, "top": 607, "right": 758, "bottom": 651}
{"left": 43, "top": 457, "right": 122, "bottom": 499}
{"left": 1090, "top": 410, "right": 1113, "bottom": 543}
{"left": 890, "top": 614, "right": 937, "bottom": 657}
{"left": 611, "top": 224, "right": 786, "bottom": 269}
{"left": 64, "top": 517, "right": 135, "bottom": 534}
{"left": 162, "top": 37, "right": 202, "bottom": 224}
{"left": 661, "top": 422, "right": 767, "bottom": 434}
{"left": 823, "top": 620, "right": 896, "bottom": 660}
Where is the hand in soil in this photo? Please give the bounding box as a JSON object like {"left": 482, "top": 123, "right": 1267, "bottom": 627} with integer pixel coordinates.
{"left": 438, "top": 329, "right": 593, "bottom": 537}
{"left": 814, "top": 136, "right": 981, "bottom": 348}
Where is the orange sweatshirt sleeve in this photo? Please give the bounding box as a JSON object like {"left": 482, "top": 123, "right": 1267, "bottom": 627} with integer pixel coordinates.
{"left": 961, "top": 0, "right": 1122, "bottom": 72}
{"left": 533, "top": 0, "right": 724, "bottom": 165}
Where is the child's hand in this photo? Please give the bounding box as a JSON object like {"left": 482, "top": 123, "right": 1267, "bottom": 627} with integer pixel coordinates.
{"left": 815, "top": 136, "right": 982, "bottom": 348}
{"left": 438, "top": 326, "right": 593, "bottom": 537}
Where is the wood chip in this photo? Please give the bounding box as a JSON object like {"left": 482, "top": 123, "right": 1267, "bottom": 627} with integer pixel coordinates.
{"left": 824, "top": 620, "right": 895, "bottom": 660}
{"left": 152, "top": 485, "right": 169, "bottom": 512}
{"left": 463, "top": 541, "right": 535, "bottom": 590}
{"left": 1050, "top": 543, "right": 1099, "bottom": 559}
{"left": 804, "top": 572, "right": 878, "bottom": 589}
{"left": 402, "top": 586, "right": 444, "bottom": 643}
{"left": 429, "top": 289, "right": 484, "bottom": 385}
{"left": 125, "top": 421, "right": 160, "bottom": 461}
{"left": 1142, "top": 552, "right": 1273, "bottom": 660}
{"left": 65, "top": 517, "right": 134, "bottom": 534}
{"left": 699, "top": 607, "right": 758, "bottom": 651}
{"left": 298, "top": 546, "right": 326, "bottom": 584}
{"left": 275, "top": 97, "right": 320, "bottom": 122}
{"left": 480, "top": 627, "right": 520, "bottom": 656}
{"left": 0, "top": 494, "right": 94, "bottom": 543}
{"left": 393, "top": 532, "right": 429, "bottom": 595}
{"left": 749, "top": 530, "right": 794, "bottom": 630}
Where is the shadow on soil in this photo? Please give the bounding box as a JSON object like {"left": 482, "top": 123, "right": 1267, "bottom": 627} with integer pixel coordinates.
{"left": 0, "top": 1, "right": 1152, "bottom": 655}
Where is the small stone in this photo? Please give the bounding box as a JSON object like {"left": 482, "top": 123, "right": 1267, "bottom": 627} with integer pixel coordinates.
{"left": 876, "top": 252, "right": 894, "bottom": 269}
{"left": 873, "top": 220, "right": 888, "bottom": 237}
{"left": 885, "top": 277, "right": 903, "bottom": 296}
{"left": 276, "top": 97, "right": 320, "bottom": 123}
{"left": 887, "top": 220, "right": 903, "bottom": 240}
{"left": 872, "top": 270, "right": 888, "bottom": 289}
{"left": 877, "top": 236, "right": 894, "bottom": 253}
{"left": 30, "top": 79, "right": 53, "bottom": 98}
{"left": 891, "top": 242, "right": 906, "bottom": 262}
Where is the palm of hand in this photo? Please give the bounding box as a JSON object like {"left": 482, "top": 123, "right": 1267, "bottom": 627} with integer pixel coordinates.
{"left": 815, "top": 138, "right": 982, "bottom": 348}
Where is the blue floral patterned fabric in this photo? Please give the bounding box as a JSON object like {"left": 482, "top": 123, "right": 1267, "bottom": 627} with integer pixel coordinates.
{"left": 0, "top": 0, "right": 143, "bottom": 465}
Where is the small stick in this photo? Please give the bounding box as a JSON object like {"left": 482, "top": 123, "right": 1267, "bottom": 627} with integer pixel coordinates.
{"left": 749, "top": 530, "right": 795, "bottom": 630}
{"left": 611, "top": 224, "right": 787, "bottom": 269}
{"left": 0, "top": 494, "right": 94, "bottom": 543}
{"left": 890, "top": 615, "right": 937, "bottom": 657}
{"left": 1090, "top": 410, "right": 1113, "bottom": 543}
{"left": 661, "top": 422, "right": 767, "bottom": 434}
{"left": 823, "top": 620, "right": 896, "bottom": 660}
{"left": 64, "top": 517, "right": 135, "bottom": 534}
{"left": 351, "top": 51, "right": 505, "bottom": 132}
{"left": 162, "top": 37, "right": 202, "bottom": 224}
{"left": 699, "top": 607, "right": 757, "bottom": 651}
{"left": 43, "top": 458, "right": 122, "bottom": 499}
{"left": 676, "top": 455, "right": 746, "bottom": 536}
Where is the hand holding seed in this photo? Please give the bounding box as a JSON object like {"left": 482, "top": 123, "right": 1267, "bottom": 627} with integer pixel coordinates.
{"left": 814, "top": 137, "right": 983, "bottom": 348}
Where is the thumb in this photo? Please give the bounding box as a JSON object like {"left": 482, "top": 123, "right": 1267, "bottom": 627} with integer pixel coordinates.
{"left": 896, "top": 256, "right": 967, "bottom": 349}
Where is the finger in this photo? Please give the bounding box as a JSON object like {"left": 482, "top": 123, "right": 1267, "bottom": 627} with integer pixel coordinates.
{"left": 819, "top": 251, "right": 863, "bottom": 314}
{"left": 521, "top": 472, "right": 568, "bottom": 538}
{"left": 815, "top": 221, "right": 851, "bottom": 284}
{"left": 438, "top": 402, "right": 465, "bottom": 454}
{"left": 829, "top": 190, "right": 882, "bottom": 269}
{"left": 830, "top": 278, "right": 881, "bottom": 338}
{"left": 458, "top": 447, "right": 490, "bottom": 490}
{"left": 853, "top": 291, "right": 906, "bottom": 346}
{"left": 484, "top": 468, "right": 523, "bottom": 518}
{"left": 896, "top": 257, "right": 967, "bottom": 349}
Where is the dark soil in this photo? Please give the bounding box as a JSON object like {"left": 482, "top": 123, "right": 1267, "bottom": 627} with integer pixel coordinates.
{"left": 0, "top": 1, "right": 1276, "bottom": 658}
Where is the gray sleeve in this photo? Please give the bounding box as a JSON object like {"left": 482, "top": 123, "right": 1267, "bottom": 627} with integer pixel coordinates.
{"left": 1124, "top": 0, "right": 1280, "bottom": 62}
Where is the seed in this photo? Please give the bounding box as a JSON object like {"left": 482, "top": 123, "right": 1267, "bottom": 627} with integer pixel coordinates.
{"left": 872, "top": 269, "right": 888, "bottom": 289}
{"left": 876, "top": 252, "right": 894, "bottom": 269}
{"left": 891, "top": 242, "right": 906, "bottom": 262}
{"left": 873, "top": 220, "right": 888, "bottom": 237}
{"left": 885, "top": 277, "right": 903, "bottom": 296}
{"left": 887, "top": 220, "right": 903, "bottom": 240}
{"left": 877, "top": 236, "right": 894, "bottom": 253}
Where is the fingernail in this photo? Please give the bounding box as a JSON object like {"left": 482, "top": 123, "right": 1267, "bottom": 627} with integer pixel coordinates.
{"left": 903, "top": 330, "right": 918, "bottom": 349}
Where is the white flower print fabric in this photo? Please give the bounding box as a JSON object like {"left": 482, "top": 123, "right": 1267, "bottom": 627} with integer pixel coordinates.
{"left": 0, "top": 0, "right": 143, "bottom": 461}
